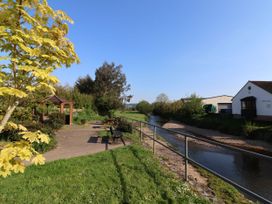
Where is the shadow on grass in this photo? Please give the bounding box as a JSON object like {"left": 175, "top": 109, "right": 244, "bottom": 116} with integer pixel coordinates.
{"left": 128, "top": 146, "right": 173, "bottom": 202}
{"left": 110, "top": 150, "right": 129, "bottom": 204}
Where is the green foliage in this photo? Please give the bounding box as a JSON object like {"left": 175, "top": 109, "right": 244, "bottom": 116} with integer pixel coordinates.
{"left": 73, "top": 107, "right": 105, "bottom": 124}
{"left": 95, "top": 96, "right": 121, "bottom": 116}
{"left": 136, "top": 100, "right": 153, "bottom": 115}
{"left": 0, "top": 111, "right": 65, "bottom": 154}
{"left": 44, "top": 113, "right": 65, "bottom": 130}
{"left": 181, "top": 94, "right": 204, "bottom": 118}
{"left": 243, "top": 121, "right": 272, "bottom": 142}
{"left": 0, "top": 0, "right": 79, "bottom": 130}
{"left": 73, "top": 90, "right": 94, "bottom": 109}
{"left": 153, "top": 94, "right": 203, "bottom": 120}
{"left": 93, "top": 62, "right": 131, "bottom": 115}
{"left": 114, "top": 110, "right": 148, "bottom": 122}
{"left": 75, "top": 75, "right": 94, "bottom": 95}
{"left": 0, "top": 144, "right": 209, "bottom": 204}
{"left": 0, "top": 0, "right": 79, "bottom": 176}
{"left": 55, "top": 85, "right": 94, "bottom": 109}
{"left": 0, "top": 129, "right": 21, "bottom": 142}
{"left": 114, "top": 117, "right": 133, "bottom": 133}
{"left": 153, "top": 100, "right": 184, "bottom": 119}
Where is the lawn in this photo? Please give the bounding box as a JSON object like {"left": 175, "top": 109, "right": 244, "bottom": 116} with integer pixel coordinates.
{"left": 114, "top": 110, "right": 148, "bottom": 122}
{"left": 0, "top": 145, "right": 208, "bottom": 204}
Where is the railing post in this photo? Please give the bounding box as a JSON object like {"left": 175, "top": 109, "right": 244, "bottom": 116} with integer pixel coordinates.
{"left": 153, "top": 126, "right": 156, "bottom": 154}
{"left": 184, "top": 136, "right": 188, "bottom": 181}
{"left": 140, "top": 121, "right": 142, "bottom": 142}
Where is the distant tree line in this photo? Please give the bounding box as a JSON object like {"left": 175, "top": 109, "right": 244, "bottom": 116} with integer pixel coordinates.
{"left": 136, "top": 93, "right": 204, "bottom": 120}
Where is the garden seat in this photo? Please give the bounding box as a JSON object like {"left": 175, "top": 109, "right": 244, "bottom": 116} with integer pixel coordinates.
{"left": 109, "top": 126, "right": 126, "bottom": 146}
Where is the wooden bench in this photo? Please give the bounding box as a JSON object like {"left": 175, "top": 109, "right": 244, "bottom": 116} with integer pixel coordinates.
{"left": 109, "top": 126, "right": 126, "bottom": 146}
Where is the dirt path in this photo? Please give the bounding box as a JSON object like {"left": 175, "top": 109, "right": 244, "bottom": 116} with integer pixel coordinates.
{"left": 44, "top": 124, "right": 127, "bottom": 162}
{"left": 163, "top": 121, "right": 272, "bottom": 155}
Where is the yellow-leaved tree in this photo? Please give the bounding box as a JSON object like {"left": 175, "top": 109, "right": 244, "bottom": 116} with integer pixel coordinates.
{"left": 0, "top": 0, "right": 79, "bottom": 177}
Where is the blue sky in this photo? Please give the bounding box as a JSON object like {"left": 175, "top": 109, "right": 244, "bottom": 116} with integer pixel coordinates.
{"left": 50, "top": 0, "right": 272, "bottom": 103}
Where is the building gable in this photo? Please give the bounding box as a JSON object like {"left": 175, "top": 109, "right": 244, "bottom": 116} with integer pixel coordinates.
{"left": 232, "top": 81, "right": 272, "bottom": 116}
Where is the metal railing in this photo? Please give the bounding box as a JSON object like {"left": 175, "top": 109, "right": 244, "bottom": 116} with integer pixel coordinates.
{"left": 124, "top": 117, "right": 272, "bottom": 204}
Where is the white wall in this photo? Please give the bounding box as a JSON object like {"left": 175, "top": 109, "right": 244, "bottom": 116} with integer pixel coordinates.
{"left": 202, "top": 96, "right": 233, "bottom": 113}
{"left": 232, "top": 81, "right": 272, "bottom": 116}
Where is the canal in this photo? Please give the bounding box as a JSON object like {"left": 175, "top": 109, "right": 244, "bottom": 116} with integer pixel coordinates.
{"left": 148, "top": 115, "right": 272, "bottom": 202}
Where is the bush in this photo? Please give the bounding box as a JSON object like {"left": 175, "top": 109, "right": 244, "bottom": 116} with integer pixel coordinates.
{"left": 136, "top": 100, "right": 153, "bottom": 115}
{"left": 0, "top": 129, "right": 21, "bottom": 141}
{"left": 44, "top": 112, "right": 66, "bottom": 130}
{"left": 113, "top": 117, "right": 133, "bottom": 133}
{"left": 181, "top": 94, "right": 204, "bottom": 118}
{"left": 73, "top": 107, "right": 105, "bottom": 124}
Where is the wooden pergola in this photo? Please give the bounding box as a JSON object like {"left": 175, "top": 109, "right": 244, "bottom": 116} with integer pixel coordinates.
{"left": 43, "top": 95, "right": 74, "bottom": 126}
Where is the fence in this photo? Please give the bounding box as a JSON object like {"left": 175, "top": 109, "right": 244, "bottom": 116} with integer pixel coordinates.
{"left": 123, "top": 117, "right": 272, "bottom": 204}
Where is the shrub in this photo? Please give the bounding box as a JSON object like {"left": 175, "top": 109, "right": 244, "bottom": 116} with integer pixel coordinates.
{"left": 136, "top": 100, "right": 153, "bottom": 115}
{"left": 180, "top": 94, "right": 204, "bottom": 118}
{"left": 80, "top": 118, "right": 87, "bottom": 125}
{"left": 44, "top": 112, "right": 66, "bottom": 130}
{"left": 0, "top": 129, "right": 21, "bottom": 141}
{"left": 243, "top": 121, "right": 260, "bottom": 139}
{"left": 73, "top": 107, "right": 105, "bottom": 124}
{"left": 113, "top": 117, "right": 133, "bottom": 133}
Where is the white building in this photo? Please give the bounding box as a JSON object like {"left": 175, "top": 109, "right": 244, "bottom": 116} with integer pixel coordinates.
{"left": 181, "top": 95, "right": 233, "bottom": 113}
{"left": 202, "top": 95, "right": 233, "bottom": 113}
{"left": 232, "top": 81, "right": 272, "bottom": 120}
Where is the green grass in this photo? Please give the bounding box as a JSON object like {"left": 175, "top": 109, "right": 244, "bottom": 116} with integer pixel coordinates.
{"left": 98, "top": 129, "right": 109, "bottom": 137}
{"left": 0, "top": 145, "right": 208, "bottom": 204}
{"left": 124, "top": 132, "right": 251, "bottom": 204}
{"left": 114, "top": 110, "right": 148, "bottom": 122}
{"left": 198, "top": 168, "right": 251, "bottom": 204}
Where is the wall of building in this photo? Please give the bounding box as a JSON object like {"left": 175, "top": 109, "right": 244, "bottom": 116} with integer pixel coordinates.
{"left": 232, "top": 81, "right": 272, "bottom": 116}
{"left": 202, "top": 96, "right": 233, "bottom": 113}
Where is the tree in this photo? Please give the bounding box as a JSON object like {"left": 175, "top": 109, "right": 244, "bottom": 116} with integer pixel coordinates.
{"left": 181, "top": 94, "right": 203, "bottom": 118}
{"left": 156, "top": 93, "right": 169, "bottom": 103}
{"left": 136, "top": 100, "right": 153, "bottom": 115}
{"left": 0, "top": 0, "right": 79, "bottom": 177}
{"left": 75, "top": 75, "right": 94, "bottom": 95}
{"left": 93, "top": 62, "right": 131, "bottom": 115}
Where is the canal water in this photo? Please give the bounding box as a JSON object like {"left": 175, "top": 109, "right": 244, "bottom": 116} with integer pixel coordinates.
{"left": 148, "top": 115, "right": 272, "bottom": 202}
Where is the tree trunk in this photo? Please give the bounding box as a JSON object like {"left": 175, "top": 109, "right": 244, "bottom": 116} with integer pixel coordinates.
{"left": 0, "top": 101, "right": 19, "bottom": 133}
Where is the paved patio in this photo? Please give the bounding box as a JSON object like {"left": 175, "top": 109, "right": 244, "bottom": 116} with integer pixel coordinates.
{"left": 44, "top": 124, "right": 127, "bottom": 162}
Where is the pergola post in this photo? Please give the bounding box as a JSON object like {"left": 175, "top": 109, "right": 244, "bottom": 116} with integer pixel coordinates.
{"left": 69, "top": 102, "right": 73, "bottom": 126}
{"left": 60, "top": 103, "right": 64, "bottom": 114}
{"left": 42, "top": 95, "right": 73, "bottom": 126}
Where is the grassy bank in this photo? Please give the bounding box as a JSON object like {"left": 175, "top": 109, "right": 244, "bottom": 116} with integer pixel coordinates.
{"left": 114, "top": 110, "right": 148, "bottom": 122}
{"left": 0, "top": 144, "right": 208, "bottom": 204}
{"left": 125, "top": 125, "right": 252, "bottom": 204}
{"left": 198, "top": 168, "right": 250, "bottom": 204}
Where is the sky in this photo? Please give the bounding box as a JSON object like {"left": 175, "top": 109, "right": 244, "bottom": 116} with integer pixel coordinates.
{"left": 50, "top": 0, "right": 272, "bottom": 103}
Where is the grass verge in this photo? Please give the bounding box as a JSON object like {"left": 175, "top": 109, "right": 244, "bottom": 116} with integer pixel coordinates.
{"left": 125, "top": 131, "right": 252, "bottom": 204}
{"left": 114, "top": 110, "right": 148, "bottom": 122}
{"left": 198, "top": 168, "right": 251, "bottom": 204}
{"left": 0, "top": 144, "right": 209, "bottom": 204}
